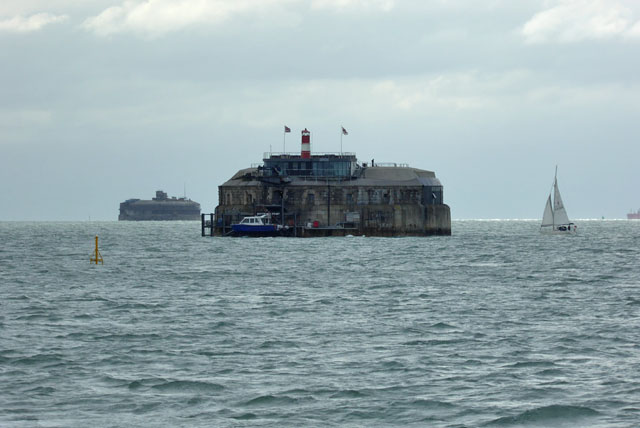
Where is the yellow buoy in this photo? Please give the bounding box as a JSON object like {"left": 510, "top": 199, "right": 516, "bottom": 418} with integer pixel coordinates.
{"left": 90, "top": 235, "right": 103, "bottom": 265}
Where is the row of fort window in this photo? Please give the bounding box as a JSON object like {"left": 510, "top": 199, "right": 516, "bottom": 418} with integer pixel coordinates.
{"left": 223, "top": 189, "right": 438, "bottom": 206}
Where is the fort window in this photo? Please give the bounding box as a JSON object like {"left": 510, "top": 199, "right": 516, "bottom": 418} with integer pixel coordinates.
{"left": 307, "top": 193, "right": 315, "bottom": 205}
{"left": 263, "top": 154, "right": 356, "bottom": 179}
{"left": 424, "top": 186, "right": 443, "bottom": 205}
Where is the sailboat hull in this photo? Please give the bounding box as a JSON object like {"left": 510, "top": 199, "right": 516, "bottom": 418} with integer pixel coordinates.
{"left": 540, "top": 224, "right": 577, "bottom": 234}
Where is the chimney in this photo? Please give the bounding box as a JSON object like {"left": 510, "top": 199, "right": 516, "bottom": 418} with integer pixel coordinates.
{"left": 301, "top": 128, "right": 310, "bottom": 159}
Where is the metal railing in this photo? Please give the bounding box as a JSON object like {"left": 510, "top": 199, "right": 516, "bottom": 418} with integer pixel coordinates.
{"left": 263, "top": 152, "right": 356, "bottom": 159}
{"left": 369, "top": 162, "right": 410, "bottom": 168}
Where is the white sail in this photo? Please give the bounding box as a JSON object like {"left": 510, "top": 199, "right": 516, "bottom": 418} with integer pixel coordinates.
{"left": 553, "top": 178, "right": 570, "bottom": 225}
{"left": 541, "top": 195, "right": 554, "bottom": 226}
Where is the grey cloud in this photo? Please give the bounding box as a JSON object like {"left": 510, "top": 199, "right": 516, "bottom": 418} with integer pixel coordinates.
{"left": 1, "top": 0, "right": 639, "bottom": 220}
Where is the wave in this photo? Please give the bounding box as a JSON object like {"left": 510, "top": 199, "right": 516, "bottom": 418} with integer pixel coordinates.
{"left": 625, "top": 297, "right": 640, "bottom": 306}
{"left": 242, "top": 394, "right": 306, "bottom": 407}
{"left": 151, "top": 379, "right": 225, "bottom": 393}
{"left": 329, "top": 389, "right": 368, "bottom": 398}
{"left": 9, "top": 353, "right": 65, "bottom": 367}
{"left": 536, "top": 368, "right": 565, "bottom": 376}
{"left": 485, "top": 404, "right": 600, "bottom": 426}
{"left": 409, "top": 398, "right": 456, "bottom": 409}
{"left": 507, "top": 361, "right": 556, "bottom": 369}
{"left": 430, "top": 322, "right": 457, "bottom": 329}
{"left": 24, "top": 386, "right": 56, "bottom": 396}
{"left": 125, "top": 377, "right": 225, "bottom": 394}
{"left": 231, "top": 412, "right": 258, "bottom": 420}
{"left": 402, "top": 338, "right": 467, "bottom": 347}
{"left": 258, "top": 340, "right": 300, "bottom": 349}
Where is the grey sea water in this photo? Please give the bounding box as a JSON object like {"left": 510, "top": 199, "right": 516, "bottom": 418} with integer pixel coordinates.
{"left": 1, "top": 220, "right": 639, "bottom": 427}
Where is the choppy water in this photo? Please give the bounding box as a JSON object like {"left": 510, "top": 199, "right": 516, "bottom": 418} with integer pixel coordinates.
{"left": 1, "top": 220, "right": 639, "bottom": 427}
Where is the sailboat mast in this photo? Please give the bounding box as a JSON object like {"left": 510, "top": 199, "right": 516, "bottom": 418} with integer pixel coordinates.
{"left": 552, "top": 166, "right": 558, "bottom": 226}
{"left": 554, "top": 166, "right": 558, "bottom": 200}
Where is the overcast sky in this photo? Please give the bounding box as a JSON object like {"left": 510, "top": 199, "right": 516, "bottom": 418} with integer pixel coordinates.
{"left": 1, "top": 0, "right": 639, "bottom": 220}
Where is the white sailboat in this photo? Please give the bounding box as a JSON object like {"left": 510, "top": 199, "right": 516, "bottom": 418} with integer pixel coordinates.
{"left": 541, "top": 167, "right": 577, "bottom": 234}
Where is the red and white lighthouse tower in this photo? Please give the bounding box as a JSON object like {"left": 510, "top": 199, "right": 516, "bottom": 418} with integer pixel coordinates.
{"left": 301, "top": 128, "right": 311, "bottom": 159}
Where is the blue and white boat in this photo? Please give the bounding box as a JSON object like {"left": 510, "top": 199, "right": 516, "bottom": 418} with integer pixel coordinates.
{"left": 231, "top": 214, "right": 283, "bottom": 236}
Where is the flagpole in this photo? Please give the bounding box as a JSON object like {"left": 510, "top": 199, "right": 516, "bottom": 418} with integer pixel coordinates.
{"left": 283, "top": 130, "right": 286, "bottom": 154}
{"left": 340, "top": 129, "right": 343, "bottom": 154}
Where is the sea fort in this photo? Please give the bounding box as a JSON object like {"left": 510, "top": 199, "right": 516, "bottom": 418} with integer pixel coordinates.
{"left": 119, "top": 190, "right": 201, "bottom": 221}
{"left": 205, "top": 128, "right": 451, "bottom": 236}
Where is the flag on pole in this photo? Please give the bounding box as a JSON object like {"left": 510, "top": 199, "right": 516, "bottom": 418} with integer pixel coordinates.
{"left": 284, "top": 126, "right": 291, "bottom": 133}
{"left": 342, "top": 126, "right": 348, "bottom": 135}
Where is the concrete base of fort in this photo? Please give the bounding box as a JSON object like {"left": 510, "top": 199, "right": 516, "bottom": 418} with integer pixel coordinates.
{"left": 211, "top": 204, "right": 451, "bottom": 237}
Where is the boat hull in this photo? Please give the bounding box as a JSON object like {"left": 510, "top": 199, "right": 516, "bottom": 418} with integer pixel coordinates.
{"left": 540, "top": 224, "right": 577, "bottom": 234}
{"left": 231, "top": 224, "right": 281, "bottom": 236}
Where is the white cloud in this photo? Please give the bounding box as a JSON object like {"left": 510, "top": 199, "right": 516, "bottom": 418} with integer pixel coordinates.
{"left": 82, "top": 0, "right": 293, "bottom": 37}
{"left": 310, "top": 0, "right": 395, "bottom": 12}
{"left": 629, "top": 19, "right": 640, "bottom": 38}
{"left": 522, "top": 0, "right": 640, "bottom": 43}
{"left": 81, "top": 0, "right": 399, "bottom": 37}
{"left": 0, "top": 12, "right": 67, "bottom": 32}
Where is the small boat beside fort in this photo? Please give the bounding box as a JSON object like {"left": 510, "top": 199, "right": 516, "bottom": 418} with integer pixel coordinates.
{"left": 541, "top": 167, "right": 576, "bottom": 234}
{"left": 231, "top": 214, "right": 284, "bottom": 236}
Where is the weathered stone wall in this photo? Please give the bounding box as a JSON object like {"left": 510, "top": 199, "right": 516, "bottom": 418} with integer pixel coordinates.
{"left": 216, "top": 181, "right": 451, "bottom": 236}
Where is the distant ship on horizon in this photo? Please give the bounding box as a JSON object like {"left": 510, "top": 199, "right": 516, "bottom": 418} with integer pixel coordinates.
{"left": 628, "top": 209, "right": 640, "bottom": 220}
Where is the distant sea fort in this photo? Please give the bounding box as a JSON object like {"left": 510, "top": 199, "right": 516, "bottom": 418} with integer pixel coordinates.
{"left": 207, "top": 128, "right": 451, "bottom": 237}
{"left": 119, "top": 190, "right": 201, "bottom": 221}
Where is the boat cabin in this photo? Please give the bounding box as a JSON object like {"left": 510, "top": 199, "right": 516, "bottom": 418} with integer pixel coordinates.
{"left": 237, "top": 214, "right": 272, "bottom": 226}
